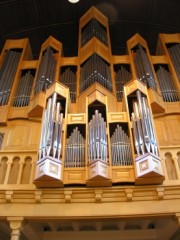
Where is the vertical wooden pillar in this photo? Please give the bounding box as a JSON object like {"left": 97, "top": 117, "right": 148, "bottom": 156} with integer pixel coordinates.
{"left": 30, "top": 161, "right": 36, "bottom": 184}
{"left": 4, "top": 160, "right": 12, "bottom": 184}
{"left": 17, "top": 160, "right": 24, "bottom": 184}
{"left": 7, "top": 217, "right": 24, "bottom": 240}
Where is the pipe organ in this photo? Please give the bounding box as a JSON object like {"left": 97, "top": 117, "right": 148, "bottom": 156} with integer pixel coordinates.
{"left": 12, "top": 70, "right": 34, "bottom": 107}
{"left": 0, "top": 49, "right": 21, "bottom": 106}
{"left": 34, "top": 46, "right": 57, "bottom": 95}
{"left": 59, "top": 67, "right": 77, "bottom": 103}
{"left": 167, "top": 43, "right": 180, "bottom": 80}
{"left": 80, "top": 53, "right": 112, "bottom": 93}
{"left": 65, "top": 127, "right": 86, "bottom": 168}
{"left": 0, "top": 7, "right": 180, "bottom": 188}
{"left": 133, "top": 44, "right": 157, "bottom": 91}
{"left": 110, "top": 124, "right": 133, "bottom": 166}
{"left": 114, "top": 65, "right": 132, "bottom": 102}
{"left": 156, "top": 65, "right": 180, "bottom": 102}
{"left": 88, "top": 110, "right": 108, "bottom": 163}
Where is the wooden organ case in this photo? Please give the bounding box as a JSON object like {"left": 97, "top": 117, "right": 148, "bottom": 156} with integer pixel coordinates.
{"left": 0, "top": 7, "right": 180, "bottom": 190}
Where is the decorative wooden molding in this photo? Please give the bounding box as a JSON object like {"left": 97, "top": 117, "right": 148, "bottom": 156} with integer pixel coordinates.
{"left": 35, "top": 190, "right": 42, "bottom": 203}
{"left": 5, "top": 190, "right": 13, "bottom": 203}
{"left": 95, "top": 189, "right": 103, "bottom": 202}
{"left": 0, "top": 185, "right": 180, "bottom": 205}
{"left": 156, "top": 187, "right": 164, "bottom": 200}
{"left": 125, "top": 189, "right": 133, "bottom": 201}
{"left": 34, "top": 156, "right": 63, "bottom": 188}
{"left": 64, "top": 190, "right": 72, "bottom": 203}
{"left": 135, "top": 153, "right": 164, "bottom": 184}
{"left": 87, "top": 160, "right": 111, "bottom": 187}
{"left": 28, "top": 91, "right": 46, "bottom": 118}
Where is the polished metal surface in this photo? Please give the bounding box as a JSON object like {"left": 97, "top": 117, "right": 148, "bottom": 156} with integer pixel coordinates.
{"left": 156, "top": 65, "right": 180, "bottom": 102}
{"left": 115, "top": 66, "right": 132, "bottom": 102}
{"left": 88, "top": 110, "right": 107, "bottom": 163}
{"left": 65, "top": 127, "right": 85, "bottom": 167}
{"left": 39, "top": 93, "right": 63, "bottom": 160}
{"left": 131, "top": 90, "right": 158, "bottom": 157}
{"left": 13, "top": 71, "right": 34, "bottom": 107}
{"left": 0, "top": 50, "right": 21, "bottom": 106}
{"left": 60, "top": 67, "right": 77, "bottom": 103}
{"left": 80, "top": 53, "right": 112, "bottom": 93}
{"left": 134, "top": 44, "right": 157, "bottom": 91}
{"left": 111, "top": 125, "right": 133, "bottom": 166}
{"left": 34, "top": 46, "right": 57, "bottom": 95}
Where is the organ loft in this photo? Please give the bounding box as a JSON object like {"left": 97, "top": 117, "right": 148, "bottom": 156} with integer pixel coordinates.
{"left": 0, "top": 6, "right": 180, "bottom": 240}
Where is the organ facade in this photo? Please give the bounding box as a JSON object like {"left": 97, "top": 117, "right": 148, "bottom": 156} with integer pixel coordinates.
{"left": 0, "top": 7, "right": 180, "bottom": 240}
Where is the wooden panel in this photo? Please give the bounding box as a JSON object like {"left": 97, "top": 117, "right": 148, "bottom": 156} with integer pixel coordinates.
{"left": 154, "top": 118, "right": 169, "bottom": 146}
{"left": 124, "top": 78, "right": 147, "bottom": 96}
{"left": 127, "top": 33, "right": 147, "bottom": 50}
{"left": 28, "top": 91, "right": 46, "bottom": 117}
{"left": 41, "top": 36, "right": 62, "bottom": 52}
{"left": 151, "top": 55, "right": 168, "bottom": 64}
{"left": 112, "top": 55, "right": 130, "bottom": 64}
{"left": 61, "top": 57, "right": 78, "bottom": 66}
{"left": 165, "top": 102, "right": 180, "bottom": 114}
{"left": 77, "top": 83, "right": 117, "bottom": 112}
{"left": 87, "top": 160, "right": 110, "bottom": 181}
{"left": 28, "top": 124, "right": 41, "bottom": 147}
{"left": 34, "top": 157, "right": 63, "bottom": 187}
{"left": 135, "top": 153, "right": 164, "bottom": 184}
{"left": 79, "top": 38, "right": 110, "bottom": 64}
{"left": 46, "top": 81, "right": 69, "bottom": 99}
{"left": 8, "top": 107, "right": 28, "bottom": 119}
{"left": 4, "top": 38, "right": 29, "bottom": 50}
{"left": 67, "top": 114, "right": 86, "bottom": 124}
{"left": 80, "top": 6, "right": 108, "bottom": 30}
{"left": 4, "top": 120, "right": 40, "bottom": 150}
{"left": 148, "top": 88, "right": 165, "bottom": 113}
{"left": 167, "top": 116, "right": 180, "bottom": 145}
{"left": 63, "top": 168, "right": 86, "bottom": 184}
{"left": 112, "top": 166, "right": 135, "bottom": 183}
{"left": 108, "top": 112, "right": 128, "bottom": 123}
{"left": 88, "top": 90, "right": 106, "bottom": 105}
{"left": 0, "top": 106, "right": 9, "bottom": 124}
{"left": 160, "top": 33, "right": 180, "bottom": 44}
{"left": 20, "top": 60, "right": 38, "bottom": 69}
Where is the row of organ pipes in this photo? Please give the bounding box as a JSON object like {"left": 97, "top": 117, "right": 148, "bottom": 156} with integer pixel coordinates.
{"left": 0, "top": 43, "right": 180, "bottom": 107}
{"left": 38, "top": 99, "right": 134, "bottom": 167}
{"left": 88, "top": 110, "right": 108, "bottom": 163}
{"left": 0, "top": 49, "right": 21, "bottom": 106}
{"left": 80, "top": 53, "right": 112, "bottom": 93}
{"left": 131, "top": 90, "right": 158, "bottom": 157}
{"left": 13, "top": 70, "right": 34, "bottom": 107}
{"left": 38, "top": 90, "right": 159, "bottom": 167}
{"left": 65, "top": 127, "right": 86, "bottom": 168}
{"left": 38, "top": 92, "right": 63, "bottom": 160}
{"left": 111, "top": 125, "right": 133, "bottom": 166}
{"left": 133, "top": 44, "right": 157, "bottom": 91}
{"left": 59, "top": 67, "right": 76, "bottom": 103}
{"left": 168, "top": 43, "right": 180, "bottom": 80}
{"left": 81, "top": 18, "right": 108, "bottom": 47}
{"left": 156, "top": 66, "right": 180, "bottom": 102}
{"left": 34, "top": 46, "right": 57, "bottom": 95}
{"left": 115, "top": 65, "right": 132, "bottom": 101}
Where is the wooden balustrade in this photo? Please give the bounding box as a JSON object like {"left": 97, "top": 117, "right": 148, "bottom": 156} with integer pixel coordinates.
{"left": 0, "top": 154, "right": 36, "bottom": 185}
